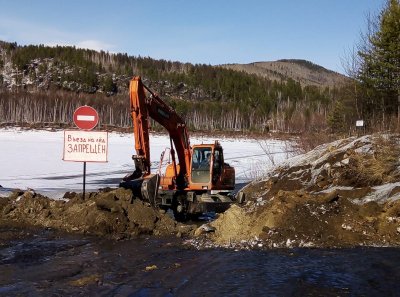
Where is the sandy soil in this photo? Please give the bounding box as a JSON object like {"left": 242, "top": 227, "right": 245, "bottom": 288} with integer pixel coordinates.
{"left": 197, "top": 134, "right": 400, "bottom": 248}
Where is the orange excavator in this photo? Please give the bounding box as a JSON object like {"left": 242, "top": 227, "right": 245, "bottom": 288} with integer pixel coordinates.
{"left": 120, "top": 76, "right": 235, "bottom": 220}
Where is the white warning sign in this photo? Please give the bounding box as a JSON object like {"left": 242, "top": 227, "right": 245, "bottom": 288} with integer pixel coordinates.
{"left": 63, "top": 130, "right": 108, "bottom": 162}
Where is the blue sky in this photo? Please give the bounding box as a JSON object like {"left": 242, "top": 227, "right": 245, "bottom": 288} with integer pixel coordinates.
{"left": 0, "top": 0, "right": 386, "bottom": 74}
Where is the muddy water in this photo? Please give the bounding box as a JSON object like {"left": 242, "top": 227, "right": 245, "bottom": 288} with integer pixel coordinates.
{"left": 1, "top": 228, "right": 400, "bottom": 296}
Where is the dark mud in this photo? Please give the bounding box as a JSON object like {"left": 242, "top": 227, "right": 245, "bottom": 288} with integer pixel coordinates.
{"left": 1, "top": 227, "right": 400, "bottom": 296}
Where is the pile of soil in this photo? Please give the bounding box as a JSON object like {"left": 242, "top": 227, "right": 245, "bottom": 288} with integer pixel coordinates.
{"left": 201, "top": 134, "right": 400, "bottom": 248}
{"left": 0, "top": 188, "right": 194, "bottom": 240}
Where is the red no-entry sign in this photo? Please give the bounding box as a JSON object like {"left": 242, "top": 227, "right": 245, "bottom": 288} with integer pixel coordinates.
{"left": 73, "top": 106, "right": 99, "bottom": 130}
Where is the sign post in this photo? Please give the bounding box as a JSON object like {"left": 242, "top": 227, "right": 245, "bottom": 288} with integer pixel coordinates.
{"left": 356, "top": 120, "right": 365, "bottom": 136}
{"left": 83, "top": 161, "right": 86, "bottom": 199}
{"left": 63, "top": 106, "right": 107, "bottom": 198}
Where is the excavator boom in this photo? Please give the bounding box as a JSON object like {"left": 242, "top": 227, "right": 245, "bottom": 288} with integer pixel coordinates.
{"left": 129, "top": 77, "right": 151, "bottom": 174}
{"left": 129, "top": 77, "right": 191, "bottom": 189}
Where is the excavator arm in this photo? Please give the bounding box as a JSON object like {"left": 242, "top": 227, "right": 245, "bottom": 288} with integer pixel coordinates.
{"left": 129, "top": 76, "right": 151, "bottom": 175}
{"left": 129, "top": 76, "right": 191, "bottom": 189}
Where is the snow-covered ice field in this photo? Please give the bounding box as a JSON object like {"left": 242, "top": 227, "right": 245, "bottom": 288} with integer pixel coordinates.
{"left": 0, "top": 128, "right": 294, "bottom": 196}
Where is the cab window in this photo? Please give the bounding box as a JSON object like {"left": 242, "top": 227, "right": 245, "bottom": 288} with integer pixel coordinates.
{"left": 191, "top": 147, "right": 212, "bottom": 183}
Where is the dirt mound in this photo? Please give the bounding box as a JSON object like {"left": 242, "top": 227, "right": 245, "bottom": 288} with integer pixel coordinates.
{"left": 0, "top": 188, "right": 194, "bottom": 239}
{"left": 199, "top": 134, "right": 400, "bottom": 248}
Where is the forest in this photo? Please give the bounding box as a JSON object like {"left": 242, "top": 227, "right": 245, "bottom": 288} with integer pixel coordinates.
{"left": 0, "top": 41, "right": 342, "bottom": 134}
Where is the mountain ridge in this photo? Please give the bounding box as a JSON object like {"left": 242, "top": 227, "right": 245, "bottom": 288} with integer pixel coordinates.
{"left": 0, "top": 41, "right": 347, "bottom": 95}
{"left": 221, "top": 59, "right": 348, "bottom": 87}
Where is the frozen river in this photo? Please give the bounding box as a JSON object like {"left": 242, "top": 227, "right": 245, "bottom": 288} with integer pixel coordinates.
{"left": 0, "top": 128, "right": 293, "bottom": 196}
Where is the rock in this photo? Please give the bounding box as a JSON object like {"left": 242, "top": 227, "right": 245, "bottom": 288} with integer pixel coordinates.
{"left": 63, "top": 191, "right": 77, "bottom": 199}
{"left": 22, "top": 189, "right": 36, "bottom": 199}
{"left": 322, "top": 190, "right": 339, "bottom": 203}
{"left": 194, "top": 227, "right": 205, "bottom": 237}
{"left": 341, "top": 158, "right": 350, "bottom": 165}
{"left": 341, "top": 223, "right": 352, "bottom": 231}
{"left": 317, "top": 180, "right": 330, "bottom": 189}
{"left": 194, "top": 223, "right": 216, "bottom": 237}
{"left": 96, "top": 194, "right": 124, "bottom": 214}
{"left": 69, "top": 274, "right": 101, "bottom": 287}
{"left": 114, "top": 187, "right": 133, "bottom": 203}
{"left": 145, "top": 265, "right": 158, "bottom": 271}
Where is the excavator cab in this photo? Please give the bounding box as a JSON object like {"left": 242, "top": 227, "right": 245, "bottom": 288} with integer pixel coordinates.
{"left": 189, "top": 142, "right": 234, "bottom": 192}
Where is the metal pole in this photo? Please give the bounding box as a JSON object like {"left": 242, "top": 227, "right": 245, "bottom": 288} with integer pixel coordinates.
{"left": 83, "top": 161, "right": 86, "bottom": 199}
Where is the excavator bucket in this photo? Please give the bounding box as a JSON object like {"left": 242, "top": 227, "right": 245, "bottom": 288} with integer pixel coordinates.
{"left": 140, "top": 174, "right": 160, "bottom": 206}
{"left": 120, "top": 174, "right": 160, "bottom": 206}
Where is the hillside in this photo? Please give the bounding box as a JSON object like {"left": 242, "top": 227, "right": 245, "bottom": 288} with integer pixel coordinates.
{"left": 0, "top": 42, "right": 344, "bottom": 95}
{"left": 0, "top": 41, "right": 349, "bottom": 133}
{"left": 222, "top": 59, "right": 348, "bottom": 88}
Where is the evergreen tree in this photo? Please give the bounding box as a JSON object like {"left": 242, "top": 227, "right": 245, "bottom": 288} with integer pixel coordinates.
{"left": 357, "top": 0, "right": 400, "bottom": 122}
{"left": 327, "top": 101, "right": 346, "bottom": 133}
